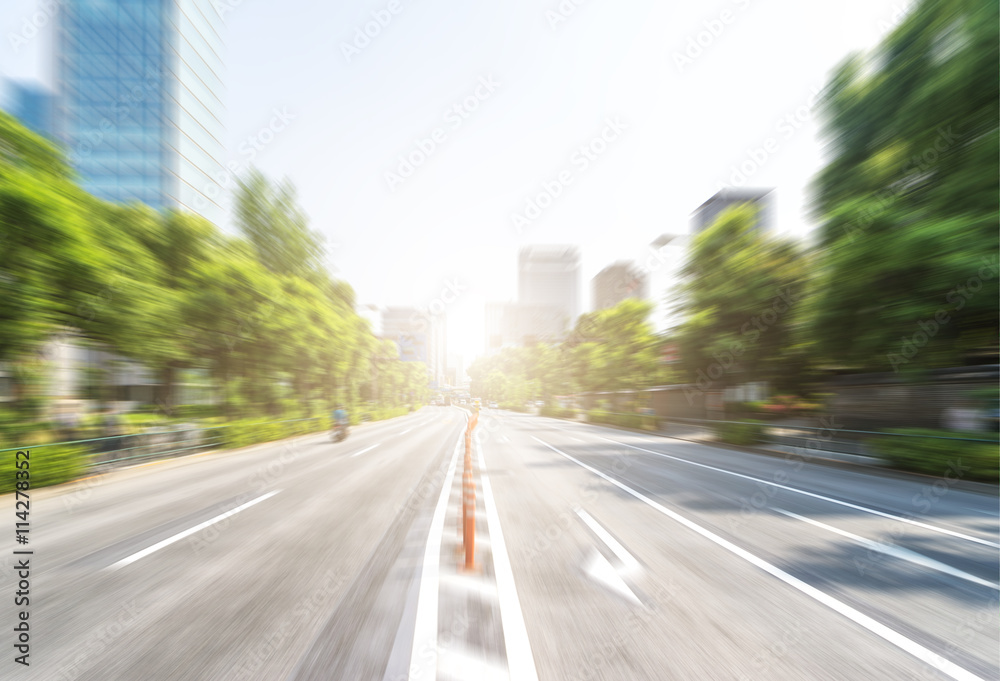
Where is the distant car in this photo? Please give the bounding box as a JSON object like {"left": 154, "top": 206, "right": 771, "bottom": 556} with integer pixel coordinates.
{"left": 488, "top": 401, "right": 498, "bottom": 409}
{"left": 535, "top": 400, "right": 544, "bottom": 407}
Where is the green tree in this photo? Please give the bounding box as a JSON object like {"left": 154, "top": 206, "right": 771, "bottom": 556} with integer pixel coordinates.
{"left": 811, "top": 0, "right": 999, "bottom": 371}
{"left": 234, "top": 169, "right": 324, "bottom": 278}
{"left": 675, "top": 204, "right": 808, "bottom": 391}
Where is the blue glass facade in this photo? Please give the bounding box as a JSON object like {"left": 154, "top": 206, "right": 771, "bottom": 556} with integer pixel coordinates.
{"left": 56, "top": 0, "right": 224, "bottom": 223}
{"left": 8, "top": 82, "right": 56, "bottom": 138}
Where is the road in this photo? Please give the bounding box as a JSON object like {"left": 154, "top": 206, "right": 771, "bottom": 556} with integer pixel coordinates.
{"left": 2, "top": 406, "right": 997, "bottom": 680}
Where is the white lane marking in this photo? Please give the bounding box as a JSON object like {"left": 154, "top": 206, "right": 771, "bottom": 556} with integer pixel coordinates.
{"left": 107, "top": 490, "right": 281, "bottom": 571}
{"left": 399, "top": 428, "right": 413, "bottom": 435}
{"left": 476, "top": 431, "right": 540, "bottom": 681}
{"left": 773, "top": 508, "right": 1000, "bottom": 591}
{"left": 576, "top": 509, "right": 641, "bottom": 577}
{"left": 500, "top": 436, "right": 510, "bottom": 443}
{"left": 586, "top": 433, "right": 1000, "bottom": 549}
{"left": 436, "top": 644, "right": 508, "bottom": 681}
{"left": 351, "top": 443, "right": 381, "bottom": 458}
{"left": 583, "top": 550, "right": 641, "bottom": 605}
{"left": 531, "top": 436, "right": 985, "bottom": 681}
{"left": 408, "top": 434, "right": 462, "bottom": 681}
{"left": 440, "top": 571, "right": 499, "bottom": 602}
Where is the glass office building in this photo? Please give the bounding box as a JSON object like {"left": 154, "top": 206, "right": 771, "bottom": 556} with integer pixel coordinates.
{"left": 56, "top": 0, "right": 225, "bottom": 224}
{"left": 8, "top": 81, "right": 56, "bottom": 138}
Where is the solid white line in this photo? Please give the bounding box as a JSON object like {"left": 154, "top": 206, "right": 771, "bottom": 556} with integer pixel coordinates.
{"left": 351, "top": 443, "right": 381, "bottom": 458}
{"left": 408, "top": 434, "right": 462, "bottom": 681}
{"left": 773, "top": 508, "right": 1000, "bottom": 591}
{"left": 584, "top": 432, "right": 1000, "bottom": 549}
{"left": 107, "top": 490, "right": 281, "bottom": 570}
{"left": 477, "top": 431, "right": 539, "bottom": 681}
{"left": 400, "top": 428, "right": 414, "bottom": 435}
{"left": 531, "top": 436, "right": 985, "bottom": 681}
{"left": 436, "top": 645, "right": 508, "bottom": 681}
{"left": 576, "top": 509, "right": 641, "bottom": 576}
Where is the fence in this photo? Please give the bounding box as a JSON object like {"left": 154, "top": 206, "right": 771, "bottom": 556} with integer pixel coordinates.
{"left": 0, "top": 416, "right": 329, "bottom": 471}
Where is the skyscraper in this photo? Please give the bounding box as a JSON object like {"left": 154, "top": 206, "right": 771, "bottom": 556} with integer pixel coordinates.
{"left": 55, "top": 0, "right": 225, "bottom": 223}
{"left": 7, "top": 81, "right": 55, "bottom": 138}
{"left": 592, "top": 261, "right": 648, "bottom": 311}
{"left": 517, "top": 245, "right": 580, "bottom": 337}
{"left": 692, "top": 188, "right": 774, "bottom": 235}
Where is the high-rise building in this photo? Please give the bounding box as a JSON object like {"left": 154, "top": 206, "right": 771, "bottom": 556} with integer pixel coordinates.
{"left": 592, "top": 261, "right": 648, "bottom": 311}
{"left": 55, "top": 0, "right": 225, "bottom": 223}
{"left": 7, "top": 81, "right": 55, "bottom": 138}
{"left": 484, "top": 301, "right": 567, "bottom": 354}
{"left": 518, "top": 245, "right": 580, "bottom": 337}
{"left": 381, "top": 307, "right": 447, "bottom": 388}
{"left": 692, "top": 188, "right": 774, "bottom": 235}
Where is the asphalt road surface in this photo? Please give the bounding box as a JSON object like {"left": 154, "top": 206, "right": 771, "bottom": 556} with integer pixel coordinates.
{"left": 3, "top": 406, "right": 997, "bottom": 680}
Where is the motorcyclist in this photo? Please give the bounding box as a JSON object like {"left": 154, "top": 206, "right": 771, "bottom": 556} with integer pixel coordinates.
{"left": 331, "top": 406, "right": 349, "bottom": 441}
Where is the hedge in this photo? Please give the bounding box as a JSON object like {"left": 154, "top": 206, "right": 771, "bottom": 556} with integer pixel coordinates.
{"left": 540, "top": 405, "right": 575, "bottom": 419}
{"left": 867, "top": 429, "right": 999, "bottom": 482}
{"left": 714, "top": 420, "right": 766, "bottom": 446}
{"left": 206, "top": 417, "right": 330, "bottom": 449}
{"left": 586, "top": 410, "right": 659, "bottom": 431}
{"left": 0, "top": 444, "right": 87, "bottom": 495}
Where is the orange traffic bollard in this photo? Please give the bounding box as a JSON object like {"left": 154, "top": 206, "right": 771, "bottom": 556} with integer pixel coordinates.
{"left": 462, "top": 468, "right": 476, "bottom": 570}
{"left": 461, "top": 411, "right": 478, "bottom": 571}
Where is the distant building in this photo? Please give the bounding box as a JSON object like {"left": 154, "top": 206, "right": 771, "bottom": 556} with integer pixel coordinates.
{"left": 592, "top": 261, "right": 648, "bottom": 311}
{"left": 692, "top": 188, "right": 774, "bottom": 235}
{"left": 485, "top": 302, "right": 517, "bottom": 354}
{"left": 7, "top": 81, "right": 55, "bottom": 138}
{"left": 485, "top": 302, "right": 565, "bottom": 354}
{"left": 381, "top": 307, "right": 447, "bottom": 388}
{"left": 518, "top": 245, "right": 580, "bottom": 337}
{"left": 55, "top": 0, "right": 226, "bottom": 224}
{"left": 445, "top": 353, "right": 464, "bottom": 387}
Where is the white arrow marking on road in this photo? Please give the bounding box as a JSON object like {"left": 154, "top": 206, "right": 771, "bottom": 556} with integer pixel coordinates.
{"left": 532, "top": 436, "right": 986, "bottom": 681}
{"left": 774, "top": 508, "right": 1000, "bottom": 591}
{"left": 351, "top": 443, "right": 380, "bottom": 458}
{"left": 107, "top": 490, "right": 281, "bottom": 570}
{"left": 577, "top": 509, "right": 641, "bottom": 577}
{"left": 583, "top": 550, "right": 641, "bottom": 605}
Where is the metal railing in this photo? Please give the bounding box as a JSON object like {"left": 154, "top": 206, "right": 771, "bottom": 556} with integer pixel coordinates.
{"left": 0, "top": 416, "right": 330, "bottom": 470}
{"left": 562, "top": 410, "right": 998, "bottom": 459}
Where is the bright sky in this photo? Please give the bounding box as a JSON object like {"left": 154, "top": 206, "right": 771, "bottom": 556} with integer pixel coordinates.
{"left": 1, "top": 0, "right": 912, "bottom": 370}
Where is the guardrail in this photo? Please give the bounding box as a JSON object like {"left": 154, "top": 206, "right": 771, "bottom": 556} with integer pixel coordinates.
{"left": 565, "top": 410, "right": 997, "bottom": 457}
{"left": 0, "top": 416, "right": 329, "bottom": 471}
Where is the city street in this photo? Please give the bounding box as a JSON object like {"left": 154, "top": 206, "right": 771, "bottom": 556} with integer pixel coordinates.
{"left": 3, "top": 406, "right": 997, "bottom": 680}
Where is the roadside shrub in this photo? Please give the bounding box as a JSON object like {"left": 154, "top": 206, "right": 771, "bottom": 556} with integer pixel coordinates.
{"left": 0, "top": 444, "right": 88, "bottom": 494}
{"left": 208, "top": 417, "right": 329, "bottom": 449}
{"left": 540, "top": 405, "right": 574, "bottom": 419}
{"left": 867, "top": 429, "right": 999, "bottom": 482}
{"left": 714, "top": 420, "right": 766, "bottom": 446}
{"left": 586, "top": 410, "right": 659, "bottom": 431}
